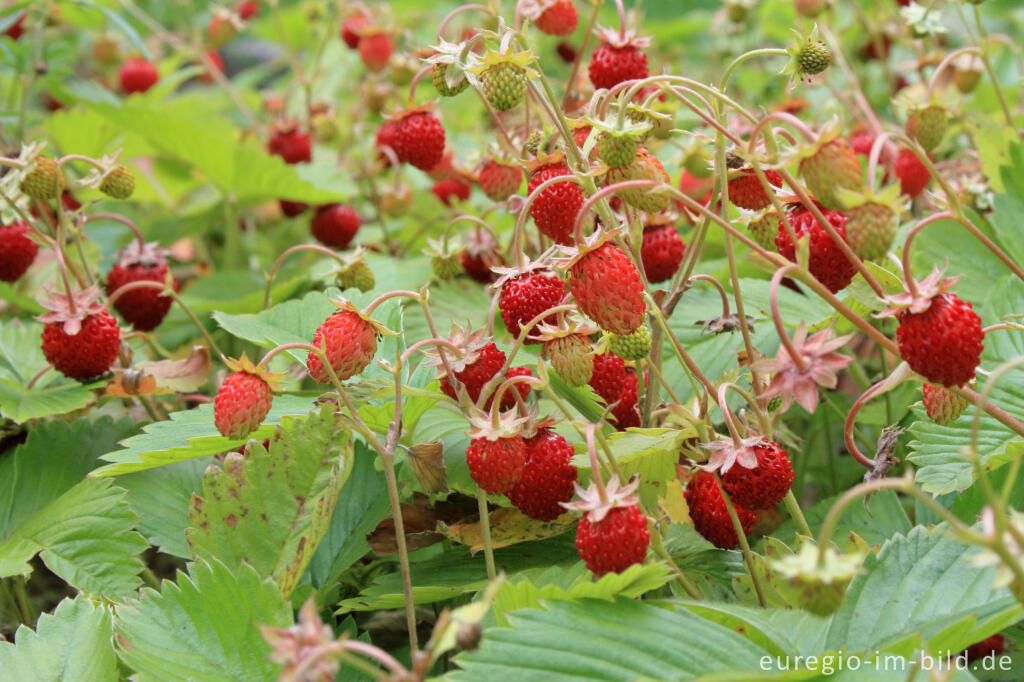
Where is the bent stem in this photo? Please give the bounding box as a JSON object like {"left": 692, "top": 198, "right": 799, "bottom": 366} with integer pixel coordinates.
{"left": 263, "top": 244, "right": 349, "bottom": 309}
{"left": 714, "top": 475, "right": 766, "bottom": 607}
{"left": 476, "top": 487, "right": 497, "bottom": 581}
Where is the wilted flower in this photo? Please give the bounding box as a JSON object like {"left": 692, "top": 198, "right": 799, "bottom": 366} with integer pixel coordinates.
{"left": 753, "top": 323, "right": 853, "bottom": 413}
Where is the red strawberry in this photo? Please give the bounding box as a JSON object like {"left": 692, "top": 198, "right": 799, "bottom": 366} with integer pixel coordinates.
{"left": 897, "top": 294, "right": 983, "bottom": 387}
{"left": 4, "top": 12, "right": 25, "bottom": 40}
{"left": 119, "top": 58, "right": 159, "bottom": 94}
{"left": 728, "top": 169, "right": 783, "bottom": 211}
{"left": 439, "top": 342, "right": 529, "bottom": 409}
{"left": 922, "top": 383, "right": 969, "bottom": 425}
{"left": 0, "top": 222, "right": 38, "bottom": 283}
{"left": 568, "top": 241, "right": 646, "bottom": 334}
{"left": 640, "top": 222, "right": 685, "bottom": 283}
{"left": 556, "top": 41, "right": 577, "bottom": 64}
{"left": 460, "top": 230, "right": 505, "bottom": 284}
{"left": 306, "top": 304, "right": 380, "bottom": 382}
{"left": 359, "top": 31, "right": 392, "bottom": 72}
{"left": 467, "top": 434, "right": 527, "bottom": 495}
{"left": 589, "top": 353, "right": 640, "bottom": 430}
{"left": 200, "top": 50, "right": 225, "bottom": 84}
{"left": 498, "top": 270, "right": 567, "bottom": 342}
{"left": 775, "top": 203, "right": 857, "bottom": 293}
{"left": 964, "top": 635, "right": 1004, "bottom": 664}
{"left": 393, "top": 110, "right": 446, "bottom": 171}
{"left": 527, "top": 162, "right": 585, "bottom": 245}
{"left": 214, "top": 356, "right": 280, "bottom": 439}
{"left": 719, "top": 441, "right": 794, "bottom": 510}
{"left": 268, "top": 122, "right": 312, "bottom": 164}
{"left": 39, "top": 288, "right": 121, "bottom": 382}
{"left": 105, "top": 242, "right": 177, "bottom": 332}
{"left": 684, "top": 471, "right": 756, "bottom": 550}
{"left": 375, "top": 120, "right": 400, "bottom": 167}
{"left": 849, "top": 131, "right": 875, "bottom": 157}
{"left": 895, "top": 148, "right": 930, "bottom": 198}
{"left": 479, "top": 160, "right": 523, "bottom": 202}
{"left": 340, "top": 13, "right": 368, "bottom": 49}
{"left": 588, "top": 32, "right": 649, "bottom": 90}
{"left": 508, "top": 429, "right": 577, "bottom": 520}
{"left": 503, "top": 367, "right": 534, "bottom": 409}
{"left": 575, "top": 504, "right": 648, "bottom": 575}
{"left": 535, "top": 0, "right": 578, "bottom": 36}
{"left": 279, "top": 200, "right": 308, "bottom": 218}
{"left": 311, "top": 204, "right": 361, "bottom": 249}
{"left": 235, "top": 0, "right": 260, "bottom": 21}
{"left": 432, "top": 178, "right": 471, "bottom": 206}
{"left": 571, "top": 125, "right": 592, "bottom": 150}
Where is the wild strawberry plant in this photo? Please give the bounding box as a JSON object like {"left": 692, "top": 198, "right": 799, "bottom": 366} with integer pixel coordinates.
{"left": 0, "top": 0, "right": 1023, "bottom": 680}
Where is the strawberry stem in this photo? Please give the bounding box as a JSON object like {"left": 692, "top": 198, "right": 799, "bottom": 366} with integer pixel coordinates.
{"left": 586, "top": 424, "right": 610, "bottom": 506}
{"left": 263, "top": 244, "right": 351, "bottom": 310}
{"left": 88, "top": 212, "right": 147, "bottom": 252}
{"left": 713, "top": 474, "right": 766, "bottom": 607}
{"left": 844, "top": 378, "right": 906, "bottom": 470}
{"left": 476, "top": 487, "right": 497, "bottom": 581}
{"left": 769, "top": 265, "right": 811, "bottom": 375}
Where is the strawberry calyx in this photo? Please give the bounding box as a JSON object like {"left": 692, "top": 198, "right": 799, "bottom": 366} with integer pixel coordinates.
{"left": 876, "top": 267, "right": 960, "bottom": 318}
{"left": 115, "top": 240, "right": 171, "bottom": 269}
{"left": 698, "top": 435, "right": 767, "bottom": 474}
{"left": 533, "top": 316, "right": 598, "bottom": 344}
{"left": 224, "top": 352, "right": 285, "bottom": 391}
{"left": 466, "top": 405, "right": 527, "bottom": 441}
{"left": 37, "top": 284, "right": 109, "bottom": 335}
{"left": 592, "top": 25, "right": 651, "bottom": 50}
{"left": 553, "top": 223, "right": 624, "bottom": 273}
{"left": 421, "top": 323, "right": 487, "bottom": 375}
{"left": 328, "top": 297, "right": 397, "bottom": 337}
{"left": 834, "top": 182, "right": 905, "bottom": 212}
{"left": 562, "top": 475, "right": 641, "bottom": 523}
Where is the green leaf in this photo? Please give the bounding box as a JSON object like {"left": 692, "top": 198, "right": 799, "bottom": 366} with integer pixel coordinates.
{"left": 304, "top": 441, "right": 390, "bottom": 594}
{"left": 0, "top": 281, "right": 43, "bottom": 314}
{"left": 0, "top": 320, "right": 97, "bottom": 423}
{"left": 119, "top": 458, "right": 209, "bottom": 558}
{"left": 187, "top": 406, "right": 353, "bottom": 598}
{"left": 967, "top": 114, "right": 1020, "bottom": 193}
{"left": 0, "top": 478, "right": 146, "bottom": 599}
{"left": 449, "top": 598, "right": 774, "bottom": 681}
{"left": 114, "top": 559, "right": 292, "bottom": 682}
{"left": 492, "top": 562, "right": 674, "bottom": 626}
{"left": 767, "top": 490, "right": 912, "bottom": 550}
{"left": 179, "top": 270, "right": 309, "bottom": 316}
{"left": 338, "top": 535, "right": 580, "bottom": 612}
{"left": 571, "top": 428, "right": 691, "bottom": 507}
{"left": 824, "top": 525, "right": 1020, "bottom": 655}
{"left": 0, "top": 416, "right": 137, "bottom": 536}
{"left": 90, "top": 102, "right": 344, "bottom": 203}
{"left": 0, "top": 596, "right": 117, "bottom": 681}
{"left": 68, "top": 0, "right": 151, "bottom": 59}
{"left": 93, "top": 394, "right": 316, "bottom": 477}
{"left": 213, "top": 290, "right": 337, "bottom": 363}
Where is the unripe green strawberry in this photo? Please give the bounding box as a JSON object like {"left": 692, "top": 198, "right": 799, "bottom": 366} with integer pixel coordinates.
{"left": 469, "top": 49, "right": 535, "bottom": 112}
{"left": 845, "top": 201, "right": 897, "bottom": 261}
{"left": 20, "top": 157, "right": 63, "bottom": 200}
{"left": 480, "top": 62, "right": 527, "bottom": 111}
{"left": 432, "top": 62, "right": 468, "bottom": 97}
{"left": 798, "top": 138, "right": 861, "bottom": 211}
{"left": 100, "top": 165, "right": 135, "bottom": 200}
{"left": 597, "top": 131, "right": 641, "bottom": 169}
{"left": 905, "top": 105, "right": 948, "bottom": 153}
{"left": 922, "top": 383, "right": 969, "bottom": 425}
{"left": 748, "top": 210, "right": 780, "bottom": 251}
{"left": 432, "top": 252, "right": 462, "bottom": 280}
{"left": 336, "top": 260, "right": 375, "bottom": 292}
{"left": 607, "top": 325, "right": 651, "bottom": 361}
{"left": 797, "top": 39, "right": 832, "bottom": 76}
{"left": 604, "top": 146, "right": 670, "bottom": 214}
{"left": 546, "top": 333, "right": 594, "bottom": 387}
{"left": 771, "top": 543, "right": 864, "bottom": 617}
